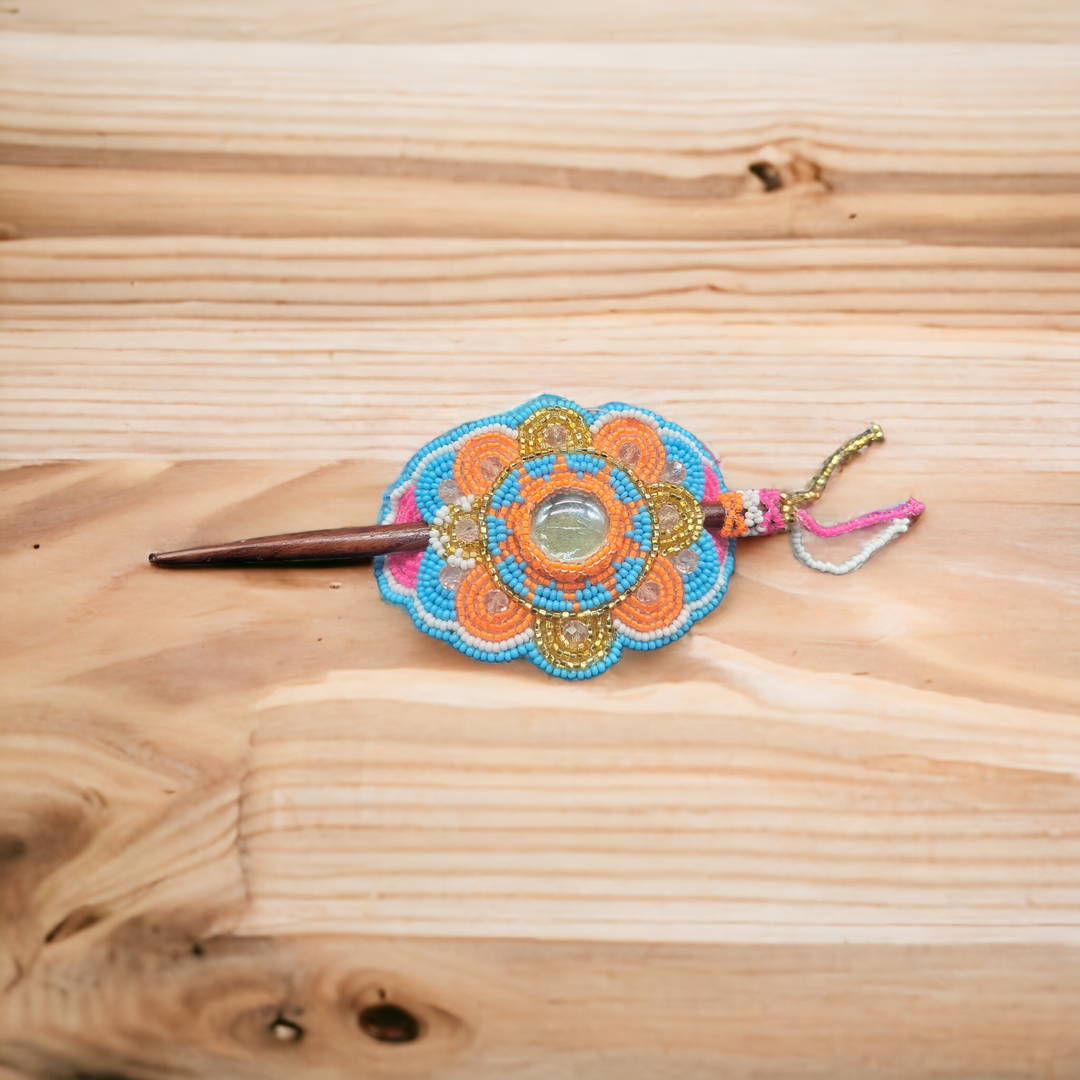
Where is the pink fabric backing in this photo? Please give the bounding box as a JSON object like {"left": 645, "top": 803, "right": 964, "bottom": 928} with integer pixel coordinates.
{"left": 387, "top": 487, "right": 424, "bottom": 588}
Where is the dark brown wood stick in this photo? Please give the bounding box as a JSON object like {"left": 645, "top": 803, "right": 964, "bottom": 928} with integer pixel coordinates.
{"left": 701, "top": 504, "right": 726, "bottom": 531}
{"left": 149, "top": 505, "right": 727, "bottom": 566}
{"left": 148, "top": 522, "right": 433, "bottom": 566}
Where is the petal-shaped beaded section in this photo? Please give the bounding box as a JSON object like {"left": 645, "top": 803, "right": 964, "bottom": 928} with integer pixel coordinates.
{"left": 611, "top": 555, "right": 684, "bottom": 635}
{"left": 456, "top": 567, "right": 533, "bottom": 644}
{"left": 518, "top": 405, "right": 594, "bottom": 456}
{"left": 531, "top": 609, "right": 618, "bottom": 676}
{"left": 454, "top": 431, "right": 520, "bottom": 497}
{"left": 645, "top": 481, "right": 704, "bottom": 556}
{"left": 592, "top": 416, "right": 667, "bottom": 484}
{"left": 374, "top": 394, "right": 735, "bottom": 679}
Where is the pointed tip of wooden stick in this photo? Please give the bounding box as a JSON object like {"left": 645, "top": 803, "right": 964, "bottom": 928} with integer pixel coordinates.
{"left": 149, "top": 549, "right": 191, "bottom": 565}
{"left": 148, "top": 548, "right": 202, "bottom": 566}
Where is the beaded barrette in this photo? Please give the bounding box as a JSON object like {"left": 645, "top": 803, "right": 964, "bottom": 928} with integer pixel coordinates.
{"left": 151, "top": 395, "right": 924, "bottom": 680}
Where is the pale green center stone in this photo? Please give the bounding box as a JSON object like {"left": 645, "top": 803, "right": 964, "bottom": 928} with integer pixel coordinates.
{"left": 530, "top": 490, "right": 609, "bottom": 562}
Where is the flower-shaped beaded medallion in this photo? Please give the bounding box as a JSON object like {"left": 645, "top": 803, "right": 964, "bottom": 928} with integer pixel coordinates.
{"left": 374, "top": 396, "right": 735, "bottom": 679}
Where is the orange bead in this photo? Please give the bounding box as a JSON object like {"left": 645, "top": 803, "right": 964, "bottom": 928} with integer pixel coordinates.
{"left": 716, "top": 491, "right": 748, "bottom": 538}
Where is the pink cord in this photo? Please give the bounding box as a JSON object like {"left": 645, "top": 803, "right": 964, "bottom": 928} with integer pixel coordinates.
{"left": 796, "top": 498, "right": 925, "bottom": 538}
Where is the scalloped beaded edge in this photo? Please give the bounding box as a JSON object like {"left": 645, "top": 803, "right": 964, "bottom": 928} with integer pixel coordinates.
{"left": 374, "top": 395, "right": 736, "bottom": 678}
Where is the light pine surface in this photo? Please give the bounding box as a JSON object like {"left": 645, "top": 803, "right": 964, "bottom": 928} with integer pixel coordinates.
{"left": 2, "top": 35, "right": 1079, "bottom": 246}
{"left": 1, "top": 6, "right": 1079, "bottom": 1080}
{"left": 5, "top": 0, "right": 1080, "bottom": 43}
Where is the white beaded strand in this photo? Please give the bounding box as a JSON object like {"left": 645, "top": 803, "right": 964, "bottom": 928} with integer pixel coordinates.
{"left": 789, "top": 516, "right": 911, "bottom": 575}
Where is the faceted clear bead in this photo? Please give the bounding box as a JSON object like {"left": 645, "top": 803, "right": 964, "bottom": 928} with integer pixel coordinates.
{"left": 479, "top": 455, "right": 503, "bottom": 481}
{"left": 657, "top": 502, "right": 681, "bottom": 531}
{"left": 530, "top": 490, "right": 609, "bottom": 562}
{"left": 438, "top": 477, "right": 462, "bottom": 502}
{"left": 543, "top": 423, "right": 569, "bottom": 449}
{"left": 673, "top": 548, "right": 699, "bottom": 575}
{"left": 483, "top": 588, "right": 509, "bottom": 615}
{"left": 661, "top": 459, "right": 687, "bottom": 483}
{"left": 617, "top": 441, "right": 641, "bottom": 467}
{"left": 561, "top": 620, "right": 589, "bottom": 645}
{"left": 635, "top": 580, "right": 661, "bottom": 605}
{"left": 439, "top": 564, "right": 466, "bottom": 590}
{"left": 454, "top": 516, "right": 480, "bottom": 543}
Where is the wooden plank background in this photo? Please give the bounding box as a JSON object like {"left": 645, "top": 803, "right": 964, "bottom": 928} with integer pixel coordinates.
{"left": 1, "top": 3, "right": 1078, "bottom": 1078}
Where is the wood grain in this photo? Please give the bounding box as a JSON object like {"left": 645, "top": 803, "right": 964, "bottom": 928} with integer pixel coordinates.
{"left": 2, "top": 6, "right": 1079, "bottom": 1077}
{"left": 1, "top": 935, "right": 1077, "bottom": 1080}
{"left": 1, "top": 456, "right": 1078, "bottom": 1075}
{"left": 6, "top": 0, "right": 1080, "bottom": 43}
{"left": 2, "top": 237, "right": 1078, "bottom": 460}
{"left": 2, "top": 36, "right": 1078, "bottom": 243}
